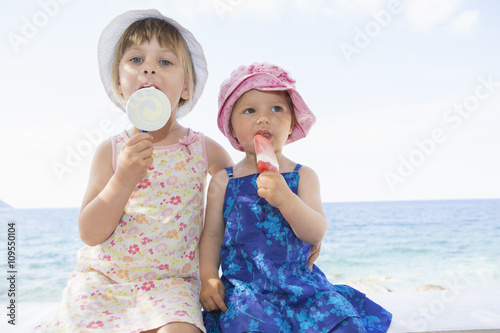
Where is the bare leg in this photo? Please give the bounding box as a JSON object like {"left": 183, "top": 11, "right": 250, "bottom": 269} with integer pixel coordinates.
{"left": 142, "top": 322, "right": 202, "bottom": 333}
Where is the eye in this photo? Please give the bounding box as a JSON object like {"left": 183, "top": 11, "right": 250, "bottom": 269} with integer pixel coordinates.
{"left": 131, "top": 57, "right": 143, "bottom": 64}
{"left": 270, "top": 106, "right": 283, "bottom": 112}
{"left": 243, "top": 108, "right": 255, "bottom": 114}
{"left": 160, "top": 60, "right": 171, "bottom": 66}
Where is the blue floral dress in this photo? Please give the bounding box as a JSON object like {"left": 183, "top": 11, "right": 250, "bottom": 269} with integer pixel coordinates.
{"left": 203, "top": 165, "right": 392, "bottom": 332}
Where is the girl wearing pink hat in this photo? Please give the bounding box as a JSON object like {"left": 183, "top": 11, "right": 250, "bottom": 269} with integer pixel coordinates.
{"left": 36, "top": 9, "right": 232, "bottom": 333}
{"left": 199, "top": 63, "right": 392, "bottom": 332}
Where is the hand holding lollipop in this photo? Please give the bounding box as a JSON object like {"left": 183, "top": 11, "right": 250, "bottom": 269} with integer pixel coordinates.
{"left": 126, "top": 87, "right": 171, "bottom": 132}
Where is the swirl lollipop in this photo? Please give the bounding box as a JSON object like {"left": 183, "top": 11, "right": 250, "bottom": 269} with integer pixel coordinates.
{"left": 126, "top": 87, "right": 171, "bottom": 132}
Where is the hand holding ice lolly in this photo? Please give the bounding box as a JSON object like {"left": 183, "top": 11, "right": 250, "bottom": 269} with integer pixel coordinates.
{"left": 126, "top": 87, "right": 171, "bottom": 132}
{"left": 254, "top": 135, "right": 279, "bottom": 173}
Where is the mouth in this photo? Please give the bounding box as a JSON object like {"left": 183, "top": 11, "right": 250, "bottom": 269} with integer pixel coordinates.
{"left": 255, "top": 130, "right": 272, "bottom": 139}
{"left": 138, "top": 82, "right": 160, "bottom": 90}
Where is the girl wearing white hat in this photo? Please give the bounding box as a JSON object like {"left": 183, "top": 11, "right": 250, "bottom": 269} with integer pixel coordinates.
{"left": 36, "top": 9, "right": 232, "bottom": 333}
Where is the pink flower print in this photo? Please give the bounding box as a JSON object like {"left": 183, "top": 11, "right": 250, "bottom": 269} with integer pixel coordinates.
{"left": 87, "top": 302, "right": 103, "bottom": 312}
{"left": 174, "top": 310, "right": 188, "bottom": 317}
{"left": 149, "top": 248, "right": 154, "bottom": 255}
{"left": 170, "top": 196, "right": 182, "bottom": 205}
{"left": 152, "top": 170, "right": 163, "bottom": 179}
{"left": 158, "top": 264, "right": 169, "bottom": 270}
{"left": 144, "top": 271, "right": 158, "bottom": 280}
{"left": 141, "top": 237, "right": 152, "bottom": 245}
{"left": 128, "top": 244, "right": 140, "bottom": 255}
{"left": 159, "top": 182, "right": 165, "bottom": 188}
{"left": 86, "top": 321, "right": 104, "bottom": 329}
{"left": 141, "top": 281, "right": 155, "bottom": 291}
{"left": 179, "top": 222, "right": 187, "bottom": 231}
{"left": 166, "top": 175, "right": 178, "bottom": 185}
{"left": 196, "top": 160, "right": 205, "bottom": 170}
{"left": 187, "top": 251, "right": 196, "bottom": 261}
{"left": 155, "top": 243, "right": 168, "bottom": 253}
{"left": 127, "top": 226, "right": 139, "bottom": 235}
{"left": 137, "top": 179, "right": 151, "bottom": 189}
{"left": 162, "top": 207, "right": 174, "bottom": 218}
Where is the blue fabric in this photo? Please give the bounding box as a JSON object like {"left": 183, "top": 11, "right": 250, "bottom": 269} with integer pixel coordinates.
{"left": 203, "top": 166, "right": 392, "bottom": 332}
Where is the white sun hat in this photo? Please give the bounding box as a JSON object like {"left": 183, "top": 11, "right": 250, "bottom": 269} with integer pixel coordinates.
{"left": 97, "top": 9, "right": 208, "bottom": 118}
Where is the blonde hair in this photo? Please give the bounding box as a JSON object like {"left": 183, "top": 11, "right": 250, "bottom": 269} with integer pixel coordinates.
{"left": 111, "top": 18, "right": 195, "bottom": 111}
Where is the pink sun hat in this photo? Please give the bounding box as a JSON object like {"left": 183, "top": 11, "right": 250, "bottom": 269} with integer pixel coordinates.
{"left": 218, "top": 62, "right": 316, "bottom": 151}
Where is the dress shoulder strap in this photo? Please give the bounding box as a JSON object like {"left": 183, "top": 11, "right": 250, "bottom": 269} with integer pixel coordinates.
{"left": 225, "top": 166, "right": 234, "bottom": 180}
{"left": 294, "top": 164, "right": 303, "bottom": 173}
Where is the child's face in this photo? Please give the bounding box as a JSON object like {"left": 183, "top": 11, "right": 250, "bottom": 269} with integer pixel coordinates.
{"left": 230, "top": 89, "right": 293, "bottom": 153}
{"left": 117, "top": 37, "right": 189, "bottom": 113}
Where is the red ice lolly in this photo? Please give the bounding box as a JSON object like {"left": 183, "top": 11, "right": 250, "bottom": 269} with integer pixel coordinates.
{"left": 253, "top": 135, "right": 279, "bottom": 173}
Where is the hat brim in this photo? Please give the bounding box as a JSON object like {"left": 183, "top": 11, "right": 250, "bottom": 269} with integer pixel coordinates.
{"left": 98, "top": 9, "right": 208, "bottom": 118}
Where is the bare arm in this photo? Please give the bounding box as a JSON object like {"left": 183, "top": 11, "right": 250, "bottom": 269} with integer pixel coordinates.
{"left": 256, "top": 166, "right": 327, "bottom": 245}
{"left": 199, "top": 169, "right": 229, "bottom": 313}
{"left": 79, "top": 133, "right": 153, "bottom": 246}
{"left": 205, "top": 136, "right": 234, "bottom": 176}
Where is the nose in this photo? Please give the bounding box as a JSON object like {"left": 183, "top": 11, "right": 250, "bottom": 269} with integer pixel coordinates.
{"left": 256, "top": 111, "right": 271, "bottom": 124}
{"left": 142, "top": 60, "right": 156, "bottom": 75}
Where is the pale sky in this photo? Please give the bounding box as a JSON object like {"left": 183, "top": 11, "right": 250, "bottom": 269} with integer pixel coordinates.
{"left": 1, "top": 0, "right": 499, "bottom": 208}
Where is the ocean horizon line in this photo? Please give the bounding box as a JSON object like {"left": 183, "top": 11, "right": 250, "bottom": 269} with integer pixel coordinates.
{"left": 1, "top": 197, "right": 499, "bottom": 210}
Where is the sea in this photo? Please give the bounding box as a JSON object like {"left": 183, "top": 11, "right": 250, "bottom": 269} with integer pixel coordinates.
{"left": 0, "top": 199, "right": 499, "bottom": 303}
